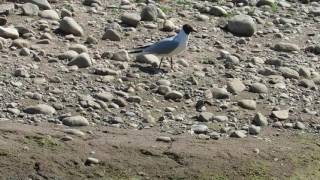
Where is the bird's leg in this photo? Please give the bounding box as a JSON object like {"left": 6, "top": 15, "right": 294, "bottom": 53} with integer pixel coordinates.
{"left": 158, "top": 57, "right": 164, "bottom": 70}
{"left": 170, "top": 57, "right": 173, "bottom": 70}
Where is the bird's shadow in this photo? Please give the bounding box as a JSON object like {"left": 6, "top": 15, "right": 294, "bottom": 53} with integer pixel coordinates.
{"left": 131, "top": 63, "right": 168, "bottom": 75}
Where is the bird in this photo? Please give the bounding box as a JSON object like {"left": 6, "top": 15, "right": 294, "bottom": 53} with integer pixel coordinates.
{"left": 129, "top": 24, "right": 197, "bottom": 70}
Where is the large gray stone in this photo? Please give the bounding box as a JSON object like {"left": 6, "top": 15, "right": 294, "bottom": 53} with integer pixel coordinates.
{"left": 68, "top": 53, "right": 92, "bottom": 68}
{"left": 59, "top": 17, "right": 84, "bottom": 36}
{"left": 27, "top": 0, "right": 51, "bottom": 10}
{"left": 0, "top": 27, "right": 19, "bottom": 39}
{"left": 227, "top": 15, "right": 256, "bottom": 37}
{"left": 63, "top": 116, "right": 89, "bottom": 126}
{"left": 21, "top": 3, "right": 39, "bottom": 16}
{"left": 24, "top": 104, "right": 56, "bottom": 115}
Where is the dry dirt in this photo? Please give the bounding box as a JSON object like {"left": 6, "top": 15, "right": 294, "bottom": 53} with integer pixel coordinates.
{"left": 0, "top": 121, "right": 319, "bottom": 180}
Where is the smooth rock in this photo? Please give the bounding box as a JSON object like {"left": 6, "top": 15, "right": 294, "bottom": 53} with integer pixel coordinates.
{"left": 63, "top": 116, "right": 89, "bottom": 126}
{"left": 230, "top": 130, "right": 247, "bottom": 138}
{"left": 111, "top": 50, "right": 130, "bottom": 61}
{"left": 68, "top": 53, "right": 92, "bottom": 68}
{"left": 252, "top": 112, "right": 268, "bottom": 126}
{"left": 156, "top": 136, "right": 172, "bottom": 142}
{"left": 271, "top": 110, "right": 289, "bottom": 120}
{"left": 59, "top": 17, "right": 84, "bottom": 36}
{"left": 102, "top": 29, "right": 121, "bottom": 41}
{"left": 24, "top": 104, "right": 56, "bottom": 115}
{"left": 238, "top": 100, "right": 257, "bottom": 110}
{"left": 294, "top": 122, "right": 306, "bottom": 130}
{"left": 136, "top": 54, "right": 159, "bottom": 66}
{"left": 165, "top": 91, "right": 183, "bottom": 100}
{"left": 21, "top": 3, "right": 39, "bottom": 16}
{"left": 249, "top": 83, "right": 268, "bottom": 93}
{"left": 27, "top": 0, "right": 51, "bottom": 10}
{"left": 198, "top": 112, "right": 214, "bottom": 122}
{"left": 274, "top": 42, "right": 299, "bottom": 52}
{"left": 248, "top": 125, "right": 261, "bottom": 135}
{"left": 141, "top": 5, "right": 158, "bottom": 21}
{"left": 191, "top": 124, "right": 208, "bottom": 134}
{"left": 209, "top": 6, "right": 227, "bottom": 16}
{"left": 279, "top": 67, "right": 299, "bottom": 79}
{"left": 227, "top": 15, "right": 256, "bottom": 37}
{"left": 227, "top": 79, "right": 246, "bottom": 94}
{"left": 121, "top": 13, "right": 141, "bottom": 27}
{"left": 0, "top": 27, "right": 19, "bottom": 39}
{"left": 212, "top": 88, "right": 230, "bottom": 99}
{"left": 39, "top": 10, "right": 59, "bottom": 20}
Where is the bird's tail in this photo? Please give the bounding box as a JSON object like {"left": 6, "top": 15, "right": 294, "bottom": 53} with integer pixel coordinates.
{"left": 128, "top": 49, "right": 143, "bottom": 54}
{"left": 128, "top": 44, "right": 151, "bottom": 54}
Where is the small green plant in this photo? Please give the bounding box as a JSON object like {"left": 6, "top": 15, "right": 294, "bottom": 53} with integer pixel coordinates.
{"left": 63, "top": 4, "right": 74, "bottom": 12}
{"left": 271, "top": 2, "right": 279, "bottom": 12}
{"left": 225, "top": 10, "right": 238, "bottom": 18}
{"left": 176, "top": 0, "right": 191, "bottom": 6}
{"left": 159, "top": 6, "right": 172, "bottom": 14}
{"left": 248, "top": 7, "right": 257, "bottom": 16}
{"left": 25, "top": 135, "right": 59, "bottom": 149}
{"left": 135, "top": 0, "right": 145, "bottom": 3}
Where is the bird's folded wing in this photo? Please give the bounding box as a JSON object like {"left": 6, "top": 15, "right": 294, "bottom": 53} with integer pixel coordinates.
{"left": 143, "top": 40, "right": 179, "bottom": 55}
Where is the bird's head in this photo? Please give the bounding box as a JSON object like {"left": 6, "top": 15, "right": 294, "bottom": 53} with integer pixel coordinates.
{"left": 182, "top": 24, "right": 197, "bottom": 34}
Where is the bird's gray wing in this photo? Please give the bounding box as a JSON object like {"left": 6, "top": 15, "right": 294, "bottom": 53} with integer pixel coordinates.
{"left": 143, "top": 39, "right": 179, "bottom": 55}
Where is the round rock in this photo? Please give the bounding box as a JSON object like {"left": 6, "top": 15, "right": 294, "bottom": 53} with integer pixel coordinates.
{"left": 24, "top": 104, "right": 56, "bottom": 115}
{"left": 63, "top": 116, "right": 89, "bottom": 126}
{"left": 249, "top": 83, "right": 268, "bottom": 93}
{"left": 68, "top": 53, "right": 92, "bottom": 68}
{"left": 227, "top": 15, "right": 256, "bottom": 37}
{"left": 59, "top": 17, "right": 84, "bottom": 36}
{"left": 238, "top": 100, "right": 257, "bottom": 110}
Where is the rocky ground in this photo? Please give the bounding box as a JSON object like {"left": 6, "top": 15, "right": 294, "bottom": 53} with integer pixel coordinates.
{"left": 0, "top": 0, "right": 320, "bottom": 179}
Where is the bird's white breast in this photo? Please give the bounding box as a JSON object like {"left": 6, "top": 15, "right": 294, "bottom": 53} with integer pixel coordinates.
{"left": 168, "top": 30, "right": 189, "bottom": 56}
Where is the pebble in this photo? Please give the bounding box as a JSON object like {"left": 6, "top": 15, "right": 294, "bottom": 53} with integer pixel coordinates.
{"left": 227, "top": 15, "right": 256, "bottom": 37}
{"left": 198, "top": 112, "right": 214, "bottom": 122}
{"left": 59, "top": 17, "right": 84, "bottom": 36}
{"left": 62, "top": 116, "right": 89, "bottom": 126}
{"left": 191, "top": 124, "right": 208, "bottom": 134}
{"left": 141, "top": 5, "right": 158, "bottom": 21}
{"left": 85, "top": 157, "right": 99, "bottom": 165}
{"left": 28, "top": 0, "right": 51, "bottom": 10}
{"left": 64, "top": 129, "right": 85, "bottom": 137}
{"left": 24, "top": 104, "right": 56, "bottom": 115}
{"left": 274, "top": 42, "right": 299, "bottom": 52}
{"left": 249, "top": 83, "right": 268, "bottom": 94}
{"left": 210, "top": 6, "right": 227, "bottom": 17}
{"left": 68, "top": 53, "right": 92, "bottom": 68}
{"left": 39, "top": 10, "right": 60, "bottom": 20}
{"left": 279, "top": 67, "right": 299, "bottom": 79}
{"left": 165, "top": 91, "right": 184, "bottom": 101}
{"left": 271, "top": 110, "right": 289, "bottom": 120}
{"left": 0, "top": 27, "right": 19, "bottom": 39}
{"left": 136, "top": 54, "right": 160, "bottom": 66}
{"left": 111, "top": 50, "right": 130, "bottom": 61}
{"left": 21, "top": 3, "right": 40, "bottom": 16}
{"left": 156, "top": 136, "right": 172, "bottom": 142}
{"left": 230, "top": 130, "right": 247, "bottom": 138}
{"left": 238, "top": 100, "right": 257, "bottom": 110}
{"left": 102, "top": 29, "right": 121, "bottom": 41}
{"left": 227, "top": 79, "right": 246, "bottom": 94}
{"left": 252, "top": 112, "right": 268, "bottom": 126}
{"left": 294, "top": 122, "right": 306, "bottom": 130}
{"left": 212, "top": 88, "right": 230, "bottom": 99}
{"left": 248, "top": 125, "right": 261, "bottom": 135}
{"left": 121, "top": 13, "right": 141, "bottom": 27}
